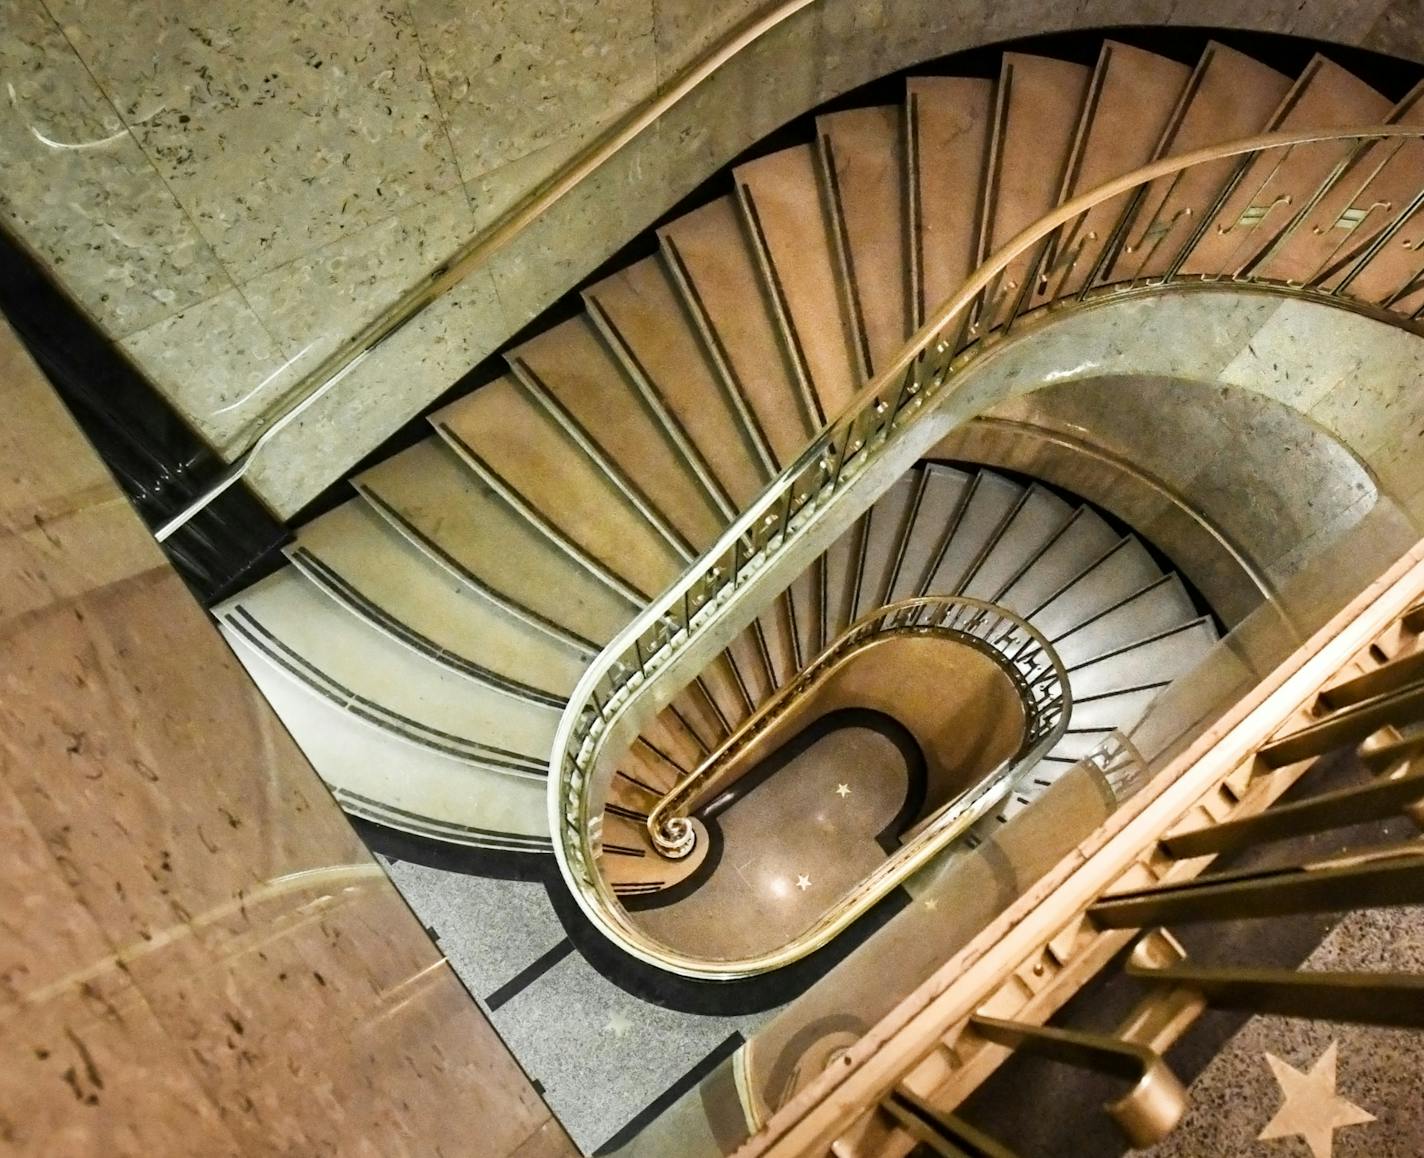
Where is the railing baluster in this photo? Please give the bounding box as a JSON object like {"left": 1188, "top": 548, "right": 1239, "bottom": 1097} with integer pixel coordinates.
{"left": 881, "top": 1087, "right": 1019, "bottom": 1158}
{"left": 551, "top": 125, "right": 1424, "bottom": 981}
{"left": 970, "top": 1016, "right": 1187, "bottom": 1148}
{"left": 1090, "top": 844, "right": 1424, "bottom": 928}
{"left": 1125, "top": 958, "right": 1424, "bottom": 1029}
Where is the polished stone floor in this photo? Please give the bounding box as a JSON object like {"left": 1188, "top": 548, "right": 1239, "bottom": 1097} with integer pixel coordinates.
{"left": 377, "top": 721, "right": 922, "bottom": 1151}
{"left": 632, "top": 723, "right": 915, "bottom": 961}
{"left": 382, "top": 856, "right": 779, "bottom": 1153}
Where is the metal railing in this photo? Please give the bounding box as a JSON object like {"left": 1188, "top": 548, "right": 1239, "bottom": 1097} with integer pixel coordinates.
{"left": 647, "top": 597, "right": 1068, "bottom": 859}
{"left": 550, "top": 124, "right": 1424, "bottom": 977}
{"left": 154, "top": 0, "right": 820, "bottom": 541}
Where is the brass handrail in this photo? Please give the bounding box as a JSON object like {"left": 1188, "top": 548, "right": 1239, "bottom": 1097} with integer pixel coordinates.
{"left": 153, "top": 0, "right": 820, "bottom": 541}
{"left": 647, "top": 597, "right": 1068, "bottom": 859}
{"left": 550, "top": 124, "right": 1424, "bottom": 978}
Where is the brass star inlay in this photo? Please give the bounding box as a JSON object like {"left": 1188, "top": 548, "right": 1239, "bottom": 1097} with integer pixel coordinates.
{"left": 1258, "top": 1042, "right": 1374, "bottom": 1158}
{"left": 835, "top": 783, "right": 851, "bottom": 798}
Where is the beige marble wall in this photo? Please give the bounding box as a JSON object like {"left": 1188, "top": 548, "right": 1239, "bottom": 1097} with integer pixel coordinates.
{"left": 0, "top": 317, "right": 574, "bottom": 1155}
{"left": 933, "top": 375, "right": 1389, "bottom": 625}
{"left": 0, "top": 1, "right": 1418, "bottom": 516}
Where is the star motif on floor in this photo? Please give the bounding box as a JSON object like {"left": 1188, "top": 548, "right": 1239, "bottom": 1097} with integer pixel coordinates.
{"left": 923, "top": 898, "right": 938, "bottom": 911}
{"left": 795, "top": 874, "right": 812, "bottom": 892}
{"left": 604, "top": 1011, "right": 633, "bottom": 1040}
{"left": 1258, "top": 1042, "right": 1374, "bottom": 1158}
{"left": 835, "top": 783, "right": 851, "bottom": 798}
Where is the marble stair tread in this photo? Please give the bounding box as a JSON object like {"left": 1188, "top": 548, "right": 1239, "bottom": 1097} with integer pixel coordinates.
{"left": 669, "top": 682, "right": 733, "bottom": 752}
{"left": 227, "top": 639, "right": 551, "bottom": 847}
{"left": 659, "top": 196, "right": 814, "bottom": 467}
{"left": 758, "top": 596, "right": 802, "bottom": 687}
{"left": 923, "top": 470, "right": 1024, "bottom": 595}
{"left": 1050, "top": 574, "right": 1199, "bottom": 666}
{"left": 1067, "top": 684, "right": 1167, "bottom": 733}
{"left": 789, "top": 562, "right": 825, "bottom": 662}
{"left": 583, "top": 255, "right": 771, "bottom": 508}
{"left": 725, "top": 623, "right": 776, "bottom": 708}
{"left": 602, "top": 818, "right": 710, "bottom": 894}
{"left": 1290, "top": 80, "right": 1424, "bottom": 306}
{"left": 1066, "top": 617, "right": 1219, "bottom": 699}
{"left": 888, "top": 464, "right": 974, "bottom": 602}
{"left": 217, "top": 568, "right": 558, "bottom": 774}
{"left": 434, "top": 376, "right": 682, "bottom": 600}
{"left": 996, "top": 506, "right": 1119, "bottom": 616}
{"left": 821, "top": 515, "right": 866, "bottom": 643}
{"left": 910, "top": 75, "right": 994, "bottom": 324}
{"left": 641, "top": 708, "right": 707, "bottom": 775}
{"left": 356, "top": 438, "right": 635, "bottom": 647}
{"left": 979, "top": 53, "right": 1091, "bottom": 325}
{"left": 621, "top": 737, "right": 692, "bottom": 798}
{"left": 735, "top": 143, "right": 862, "bottom": 425}
{"left": 817, "top": 104, "right": 911, "bottom": 373}
{"left": 855, "top": 472, "right": 920, "bottom": 619}
{"left": 508, "top": 315, "right": 726, "bottom": 551}
{"left": 960, "top": 484, "right": 1074, "bottom": 602}
{"left": 699, "top": 652, "right": 754, "bottom": 729}
{"left": 1047, "top": 41, "right": 1191, "bottom": 300}
{"left": 1028, "top": 535, "right": 1163, "bottom": 640}
{"left": 1114, "top": 41, "right": 1292, "bottom": 281}
{"left": 288, "top": 498, "right": 588, "bottom": 703}
{"left": 1181, "top": 54, "right": 1393, "bottom": 277}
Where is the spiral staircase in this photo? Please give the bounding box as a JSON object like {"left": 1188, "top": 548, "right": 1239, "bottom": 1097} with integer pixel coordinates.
{"left": 216, "top": 36, "right": 1424, "bottom": 985}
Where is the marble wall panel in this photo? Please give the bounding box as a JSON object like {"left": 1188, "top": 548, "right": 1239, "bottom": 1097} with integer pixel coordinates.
{"left": 6, "top": 0, "right": 1423, "bottom": 514}
{"left": 0, "top": 318, "right": 573, "bottom": 1156}
{"left": 0, "top": 0, "right": 230, "bottom": 338}
{"left": 49, "top": 0, "right": 461, "bottom": 282}
{"left": 243, "top": 262, "right": 507, "bottom": 508}
{"left": 407, "top": 0, "right": 657, "bottom": 183}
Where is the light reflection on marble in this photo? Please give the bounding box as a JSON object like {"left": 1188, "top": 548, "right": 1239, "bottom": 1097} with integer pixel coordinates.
{"left": 118, "top": 287, "right": 314, "bottom": 453}
{"left": 0, "top": 319, "right": 570, "bottom": 1156}
{"left": 632, "top": 725, "right": 909, "bottom": 961}
{"left": 0, "top": 0, "right": 231, "bottom": 337}
{"left": 49, "top": 0, "right": 461, "bottom": 282}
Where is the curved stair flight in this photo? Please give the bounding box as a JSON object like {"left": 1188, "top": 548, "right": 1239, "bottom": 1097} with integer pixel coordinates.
{"left": 217, "top": 39, "right": 1424, "bottom": 895}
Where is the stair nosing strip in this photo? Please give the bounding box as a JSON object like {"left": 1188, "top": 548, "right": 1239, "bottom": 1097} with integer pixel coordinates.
{"left": 1048, "top": 572, "right": 1178, "bottom": 646}
{"left": 223, "top": 609, "right": 549, "bottom": 778}
{"left": 288, "top": 547, "right": 567, "bottom": 709}
{"left": 507, "top": 359, "right": 698, "bottom": 564}
{"left": 582, "top": 291, "right": 740, "bottom": 523}
{"left": 735, "top": 179, "right": 828, "bottom": 428}
{"left": 657, "top": 237, "right": 782, "bottom": 478}
{"left": 817, "top": 128, "right": 876, "bottom": 380}
{"left": 355, "top": 482, "right": 604, "bottom": 654}
{"left": 334, "top": 788, "right": 551, "bottom": 850}
{"left": 1065, "top": 615, "right": 1215, "bottom": 674}
{"left": 435, "top": 420, "right": 652, "bottom": 607}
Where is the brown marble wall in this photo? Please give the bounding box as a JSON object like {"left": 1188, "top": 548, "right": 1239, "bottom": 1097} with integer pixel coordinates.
{"left": 0, "top": 316, "right": 574, "bottom": 1155}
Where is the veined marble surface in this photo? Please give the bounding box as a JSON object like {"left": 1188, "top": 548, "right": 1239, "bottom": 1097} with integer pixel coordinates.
{"left": 2, "top": 0, "right": 1419, "bottom": 512}
{"left": 0, "top": 317, "right": 573, "bottom": 1156}
{"left": 0, "top": 0, "right": 230, "bottom": 337}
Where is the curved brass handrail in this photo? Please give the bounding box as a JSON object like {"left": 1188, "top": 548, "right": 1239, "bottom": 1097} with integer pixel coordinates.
{"left": 154, "top": 0, "right": 820, "bottom": 541}
{"left": 550, "top": 124, "right": 1424, "bottom": 978}
{"left": 648, "top": 597, "right": 1069, "bottom": 859}
{"left": 608, "top": 597, "right": 1066, "bottom": 979}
